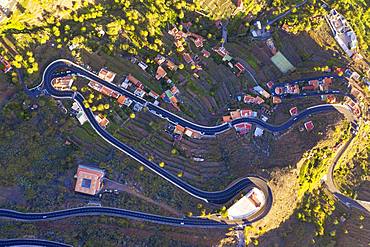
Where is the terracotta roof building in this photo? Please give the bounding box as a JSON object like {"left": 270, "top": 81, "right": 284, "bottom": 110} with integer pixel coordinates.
{"left": 273, "top": 96, "right": 282, "bottom": 104}
{"left": 230, "top": 110, "right": 241, "bottom": 119}
{"left": 117, "top": 95, "right": 126, "bottom": 105}
{"left": 174, "top": 124, "right": 186, "bottom": 135}
{"left": 95, "top": 114, "right": 109, "bottom": 128}
{"left": 155, "top": 66, "right": 167, "bottom": 80}
{"left": 235, "top": 62, "right": 245, "bottom": 76}
{"left": 223, "top": 115, "right": 232, "bottom": 123}
{"left": 244, "top": 95, "right": 255, "bottom": 104}
{"left": 308, "top": 80, "right": 319, "bottom": 89}
{"left": 98, "top": 68, "right": 116, "bottom": 83}
{"left": 126, "top": 74, "right": 143, "bottom": 89}
{"left": 74, "top": 165, "right": 105, "bottom": 195}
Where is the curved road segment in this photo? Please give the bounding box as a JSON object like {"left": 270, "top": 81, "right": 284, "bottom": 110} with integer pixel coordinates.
{"left": 37, "top": 60, "right": 354, "bottom": 136}
{"left": 326, "top": 135, "right": 370, "bottom": 213}
{"left": 0, "top": 206, "right": 233, "bottom": 228}
{"left": 0, "top": 239, "right": 72, "bottom": 247}
{"left": 35, "top": 59, "right": 352, "bottom": 205}
{"left": 0, "top": 58, "right": 355, "bottom": 236}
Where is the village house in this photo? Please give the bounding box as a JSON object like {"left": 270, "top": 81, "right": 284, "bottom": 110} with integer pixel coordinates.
{"left": 173, "top": 124, "right": 186, "bottom": 135}
{"left": 74, "top": 165, "right": 105, "bottom": 196}
{"left": 234, "top": 123, "right": 252, "bottom": 135}
{"left": 52, "top": 76, "right": 74, "bottom": 90}
{"left": 166, "top": 59, "right": 178, "bottom": 71}
{"left": 149, "top": 90, "right": 159, "bottom": 100}
{"left": 183, "top": 53, "right": 193, "bottom": 64}
{"left": 202, "top": 49, "right": 210, "bottom": 58}
{"left": 273, "top": 96, "right": 282, "bottom": 104}
{"left": 98, "top": 68, "right": 116, "bottom": 83}
{"left": 125, "top": 74, "right": 144, "bottom": 89}
{"left": 134, "top": 87, "right": 146, "bottom": 98}
{"left": 117, "top": 95, "right": 133, "bottom": 107}
{"left": 155, "top": 66, "right": 167, "bottom": 80}
{"left": 234, "top": 62, "right": 245, "bottom": 77}
{"left": 266, "top": 81, "right": 274, "bottom": 89}
{"left": 155, "top": 54, "right": 166, "bottom": 65}
{"left": 253, "top": 86, "right": 271, "bottom": 98}
{"left": 213, "top": 46, "right": 229, "bottom": 58}
{"left": 138, "top": 61, "right": 148, "bottom": 71}
{"left": 222, "top": 115, "right": 232, "bottom": 123}
{"left": 230, "top": 110, "right": 241, "bottom": 120}
{"left": 0, "top": 56, "right": 12, "bottom": 73}
{"left": 289, "top": 107, "right": 298, "bottom": 116}
{"left": 184, "top": 128, "right": 201, "bottom": 139}
{"left": 304, "top": 121, "right": 314, "bottom": 131}
{"left": 95, "top": 114, "right": 109, "bottom": 128}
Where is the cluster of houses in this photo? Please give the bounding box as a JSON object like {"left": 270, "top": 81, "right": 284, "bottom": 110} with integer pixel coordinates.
{"left": 222, "top": 109, "right": 266, "bottom": 136}
{"left": 50, "top": 75, "right": 112, "bottom": 128}
{"left": 345, "top": 68, "right": 370, "bottom": 92}
{"left": 288, "top": 106, "right": 315, "bottom": 132}
{"left": 0, "top": 55, "right": 11, "bottom": 73}
{"left": 172, "top": 124, "right": 201, "bottom": 140}
{"left": 73, "top": 68, "right": 135, "bottom": 128}
{"left": 71, "top": 101, "right": 110, "bottom": 128}
{"left": 273, "top": 76, "right": 336, "bottom": 103}
{"left": 168, "top": 26, "right": 205, "bottom": 51}
{"left": 168, "top": 26, "right": 209, "bottom": 79}
{"left": 212, "top": 46, "right": 246, "bottom": 77}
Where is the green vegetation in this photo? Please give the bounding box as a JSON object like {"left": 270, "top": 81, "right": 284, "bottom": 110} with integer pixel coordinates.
{"left": 334, "top": 124, "right": 370, "bottom": 199}
{"left": 329, "top": 0, "right": 370, "bottom": 55}
{"left": 297, "top": 188, "right": 336, "bottom": 236}
{"left": 298, "top": 121, "right": 350, "bottom": 197}
{"left": 273, "top": 0, "right": 370, "bottom": 57}
{"left": 0, "top": 0, "right": 201, "bottom": 76}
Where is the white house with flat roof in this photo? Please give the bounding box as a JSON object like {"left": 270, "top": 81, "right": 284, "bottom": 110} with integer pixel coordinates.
{"left": 227, "top": 187, "right": 266, "bottom": 220}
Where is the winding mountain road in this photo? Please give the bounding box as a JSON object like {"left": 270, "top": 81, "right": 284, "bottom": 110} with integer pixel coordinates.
{"left": 326, "top": 133, "right": 370, "bottom": 213}
{"left": 0, "top": 58, "right": 358, "bottom": 244}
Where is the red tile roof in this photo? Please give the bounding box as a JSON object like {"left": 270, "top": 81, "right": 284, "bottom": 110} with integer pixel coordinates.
{"left": 127, "top": 74, "right": 143, "bottom": 89}
{"left": 235, "top": 62, "right": 245, "bottom": 72}
{"left": 323, "top": 77, "right": 333, "bottom": 85}
{"left": 98, "top": 68, "right": 116, "bottom": 83}
{"left": 100, "top": 86, "right": 114, "bottom": 97}
{"left": 174, "top": 124, "right": 186, "bottom": 134}
{"left": 309, "top": 80, "right": 319, "bottom": 89}
{"left": 240, "top": 109, "right": 252, "bottom": 117}
{"left": 155, "top": 66, "right": 167, "bottom": 80}
{"left": 202, "top": 49, "right": 210, "bottom": 58}
{"left": 304, "top": 121, "right": 314, "bottom": 131}
{"left": 289, "top": 107, "right": 298, "bottom": 116}
{"left": 244, "top": 95, "right": 255, "bottom": 104}
{"left": 275, "top": 87, "right": 283, "bottom": 95}
{"left": 266, "top": 81, "right": 274, "bottom": 89}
